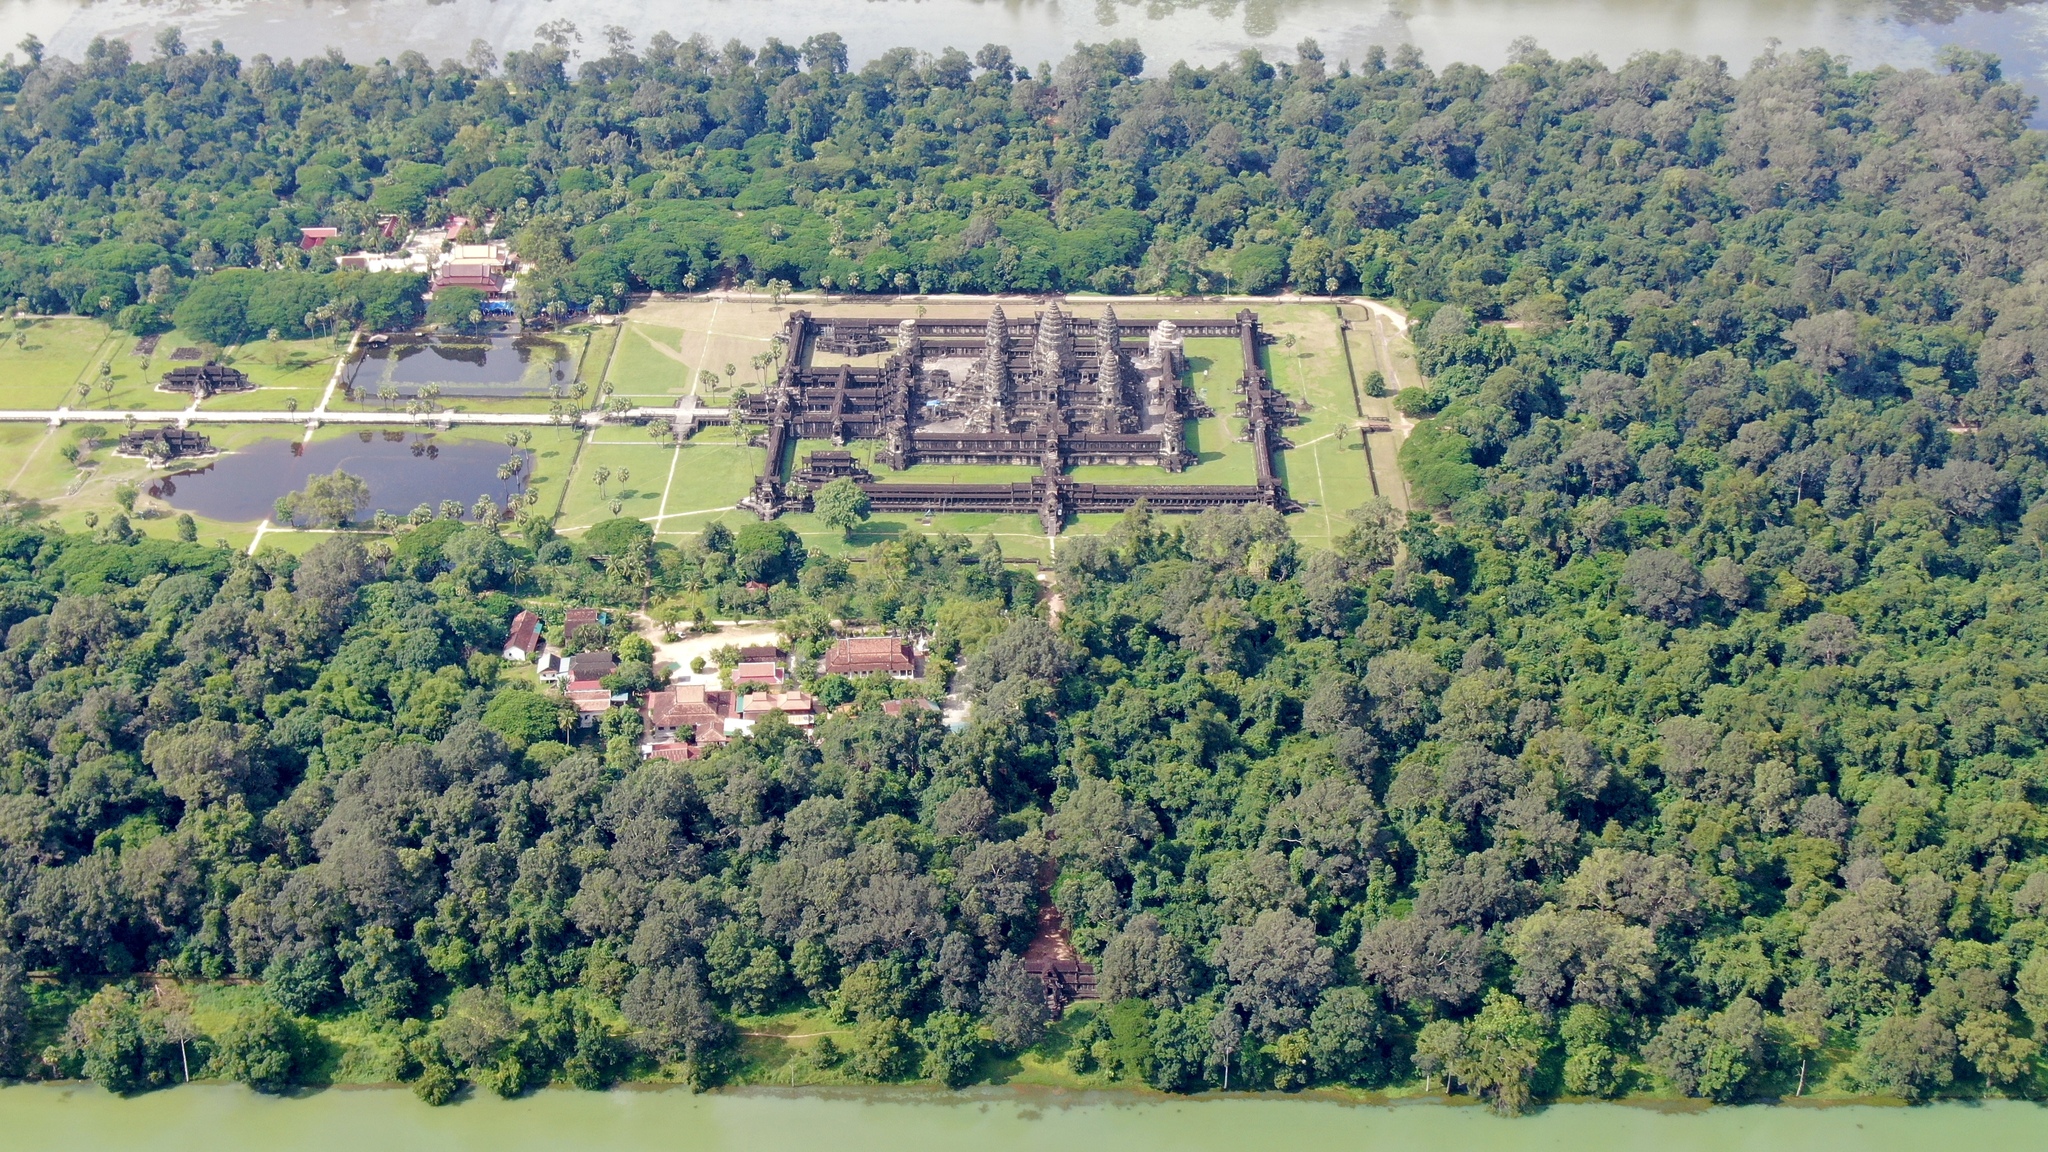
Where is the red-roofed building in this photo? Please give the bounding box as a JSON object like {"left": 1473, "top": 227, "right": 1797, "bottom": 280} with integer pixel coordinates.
{"left": 300, "top": 227, "right": 339, "bottom": 250}
{"left": 823, "top": 637, "right": 916, "bottom": 678}
{"left": 644, "top": 684, "right": 734, "bottom": 745}
{"left": 566, "top": 681, "right": 621, "bottom": 726}
{"left": 733, "top": 661, "right": 785, "bottom": 687}
{"left": 881, "top": 698, "right": 940, "bottom": 718}
{"left": 502, "top": 609, "right": 542, "bottom": 662}
{"left": 645, "top": 741, "right": 699, "bottom": 762}
{"left": 738, "top": 645, "right": 785, "bottom": 663}
{"left": 564, "top": 608, "right": 606, "bottom": 644}
{"left": 738, "top": 690, "right": 817, "bottom": 729}
{"left": 432, "top": 261, "right": 505, "bottom": 295}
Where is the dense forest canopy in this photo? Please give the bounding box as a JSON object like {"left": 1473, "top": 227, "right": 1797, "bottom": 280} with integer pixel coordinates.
{"left": 3, "top": 24, "right": 2048, "bottom": 1110}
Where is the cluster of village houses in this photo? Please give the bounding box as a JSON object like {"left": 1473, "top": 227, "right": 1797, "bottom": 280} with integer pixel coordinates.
{"left": 501, "top": 608, "right": 936, "bottom": 762}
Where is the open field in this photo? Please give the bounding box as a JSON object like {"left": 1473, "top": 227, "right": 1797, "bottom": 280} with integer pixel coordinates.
{"left": 0, "top": 317, "right": 123, "bottom": 409}
{"left": 603, "top": 319, "right": 694, "bottom": 400}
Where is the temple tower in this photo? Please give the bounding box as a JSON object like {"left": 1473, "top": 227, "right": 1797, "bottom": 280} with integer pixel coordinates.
{"left": 1033, "top": 302, "right": 1074, "bottom": 387}
{"left": 1092, "top": 306, "right": 1136, "bottom": 434}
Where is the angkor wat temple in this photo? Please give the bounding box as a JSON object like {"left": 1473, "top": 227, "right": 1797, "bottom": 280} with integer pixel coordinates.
{"left": 740, "top": 306, "right": 1300, "bottom": 535}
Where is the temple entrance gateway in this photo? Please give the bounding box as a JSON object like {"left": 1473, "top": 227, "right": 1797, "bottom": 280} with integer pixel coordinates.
{"left": 740, "top": 306, "right": 1300, "bottom": 534}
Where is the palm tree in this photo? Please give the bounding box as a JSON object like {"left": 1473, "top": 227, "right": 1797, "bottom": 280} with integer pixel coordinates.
{"left": 594, "top": 465, "right": 612, "bottom": 497}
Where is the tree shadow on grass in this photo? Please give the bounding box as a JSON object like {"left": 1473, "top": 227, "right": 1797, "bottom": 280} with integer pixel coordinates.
{"left": 846, "top": 519, "right": 910, "bottom": 546}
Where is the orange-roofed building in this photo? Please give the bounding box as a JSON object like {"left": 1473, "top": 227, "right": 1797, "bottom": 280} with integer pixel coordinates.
{"left": 822, "top": 637, "right": 916, "bottom": 678}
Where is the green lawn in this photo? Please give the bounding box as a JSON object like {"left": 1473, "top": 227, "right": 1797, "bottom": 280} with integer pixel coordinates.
{"left": 1258, "top": 304, "right": 1382, "bottom": 548}
{"left": 0, "top": 318, "right": 122, "bottom": 409}
{"left": 648, "top": 441, "right": 761, "bottom": 533}
{"left": 558, "top": 437, "right": 681, "bottom": 530}
{"left": 605, "top": 320, "right": 694, "bottom": 399}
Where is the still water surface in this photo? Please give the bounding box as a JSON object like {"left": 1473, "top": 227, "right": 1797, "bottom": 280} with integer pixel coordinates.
{"left": 1, "top": 0, "right": 2044, "bottom": 121}
{"left": 152, "top": 431, "right": 528, "bottom": 522}
{"left": 353, "top": 335, "right": 570, "bottom": 397}
{"left": 1, "top": 1083, "right": 2046, "bottom": 1152}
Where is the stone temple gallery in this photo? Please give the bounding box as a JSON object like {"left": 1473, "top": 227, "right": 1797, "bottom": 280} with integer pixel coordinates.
{"left": 739, "top": 305, "right": 1303, "bottom": 535}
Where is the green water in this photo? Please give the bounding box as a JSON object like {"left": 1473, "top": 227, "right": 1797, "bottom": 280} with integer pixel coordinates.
{"left": 2, "top": 1084, "right": 2044, "bottom": 1152}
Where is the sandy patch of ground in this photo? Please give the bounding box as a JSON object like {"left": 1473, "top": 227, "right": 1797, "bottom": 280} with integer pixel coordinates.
{"left": 633, "top": 614, "right": 783, "bottom": 682}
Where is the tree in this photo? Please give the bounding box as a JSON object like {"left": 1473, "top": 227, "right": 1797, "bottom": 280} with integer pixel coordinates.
{"left": 1858, "top": 1011, "right": 1957, "bottom": 1100}
{"left": 287, "top": 469, "right": 372, "bottom": 527}
{"left": 1621, "top": 548, "right": 1704, "bottom": 624}
{"left": 1559, "top": 1005, "right": 1629, "bottom": 1097}
{"left": 1213, "top": 910, "right": 1334, "bottom": 1041}
{"left": 1645, "top": 997, "right": 1767, "bottom": 1102}
{"left": 66, "top": 987, "right": 180, "bottom": 1095}
{"left": 918, "top": 1009, "right": 983, "bottom": 1087}
{"left": 622, "top": 961, "right": 731, "bottom": 1083}
{"left": 1100, "top": 914, "right": 1195, "bottom": 1007}
{"left": 1453, "top": 991, "right": 1550, "bottom": 1115}
{"left": 0, "top": 946, "right": 30, "bottom": 1078}
{"left": 979, "top": 953, "right": 1048, "bottom": 1051}
{"left": 812, "top": 477, "right": 872, "bottom": 540}
{"left": 1305, "top": 986, "right": 1393, "bottom": 1086}
{"left": 1506, "top": 906, "right": 1657, "bottom": 1011}
{"left": 211, "top": 1001, "right": 306, "bottom": 1094}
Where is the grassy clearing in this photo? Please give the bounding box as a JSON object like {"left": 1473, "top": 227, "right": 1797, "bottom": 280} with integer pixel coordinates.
{"left": 605, "top": 320, "right": 694, "bottom": 399}
{"left": 558, "top": 438, "right": 678, "bottom": 530}
{"left": 650, "top": 441, "right": 760, "bottom": 524}
{"left": 1259, "top": 304, "right": 1380, "bottom": 548}
{"left": 0, "top": 318, "right": 123, "bottom": 409}
{"left": 626, "top": 298, "right": 785, "bottom": 399}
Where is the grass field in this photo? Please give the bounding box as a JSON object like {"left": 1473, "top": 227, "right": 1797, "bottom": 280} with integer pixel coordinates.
{"left": 0, "top": 318, "right": 122, "bottom": 409}
{"left": 558, "top": 437, "right": 682, "bottom": 530}
{"left": 604, "top": 319, "right": 694, "bottom": 400}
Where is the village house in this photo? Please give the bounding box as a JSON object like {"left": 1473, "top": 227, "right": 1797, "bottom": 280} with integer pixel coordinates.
{"left": 642, "top": 683, "right": 734, "bottom": 747}
{"left": 502, "top": 609, "right": 542, "bottom": 662}
{"left": 567, "top": 650, "right": 618, "bottom": 681}
{"left": 822, "top": 637, "right": 917, "bottom": 678}
{"left": 733, "top": 690, "right": 817, "bottom": 732}
{"left": 732, "top": 660, "right": 785, "bottom": 688}
{"left": 738, "top": 645, "right": 786, "bottom": 663}
{"left": 298, "top": 226, "right": 339, "bottom": 250}
{"left": 563, "top": 650, "right": 623, "bottom": 727}
{"left": 564, "top": 608, "right": 608, "bottom": 646}
{"left": 536, "top": 652, "right": 567, "bottom": 685}
{"left": 881, "top": 698, "right": 941, "bottom": 718}
{"left": 565, "top": 683, "right": 619, "bottom": 727}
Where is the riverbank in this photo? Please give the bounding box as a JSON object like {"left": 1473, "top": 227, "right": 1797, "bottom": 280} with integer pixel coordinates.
{"left": 3, "top": 1082, "right": 2044, "bottom": 1152}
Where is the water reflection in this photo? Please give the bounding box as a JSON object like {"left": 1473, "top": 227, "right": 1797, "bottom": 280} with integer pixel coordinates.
{"left": 6, "top": 0, "right": 2043, "bottom": 113}
{"left": 349, "top": 334, "right": 570, "bottom": 399}
{"left": 153, "top": 432, "right": 532, "bottom": 523}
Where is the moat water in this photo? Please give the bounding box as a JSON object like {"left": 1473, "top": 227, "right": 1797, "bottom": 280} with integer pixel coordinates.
{"left": 1, "top": 1083, "right": 2046, "bottom": 1152}
{"left": 350, "top": 335, "right": 570, "bottom": 399}
{"left": 1, "top": 1, "right": 2043, "bottom": 126}
{"left": 151, "top": 431, "right": 531, "bottom": 523}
